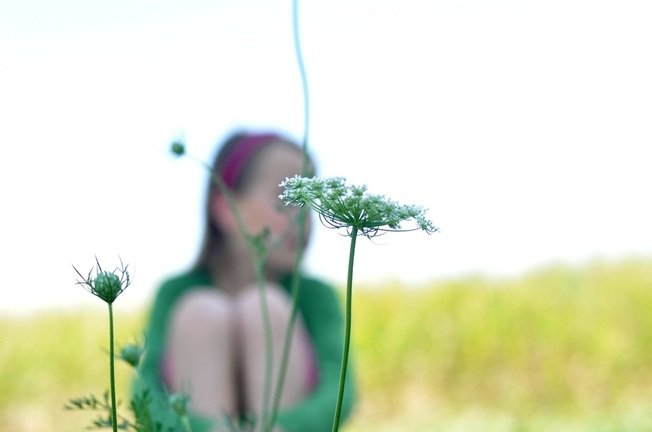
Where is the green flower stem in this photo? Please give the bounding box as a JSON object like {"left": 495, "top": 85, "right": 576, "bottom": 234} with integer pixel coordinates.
{"left": 266, "top": 108, "right": 311, "bottom": 430}
{"left": 293, "top": 0, "right": 310, "bottom": 173}
{"left": 267, "top": 0, "right": 311, "bottom": 422}
{"left": 108, "top": 302, "right": 118, "bottom": 432}
{"left": 256, "top": 259, "right": 274, "bottom": 430}
{"left": 181, "top": 415, "right": 192, "bottom": 432}
{"left": 267, "top": 207, "right": 308, "bottom": 432}
{"left": 176, "top": 153, "right": 277, "bottom": 428}
{"left": 202, "top": 159, "right": 276, "bottom": 429}
{"left": 332, "top": 226, "right": 358, "bottom": 432}
{"left": 266, "top": 190, "right": 312, "bottom": 417}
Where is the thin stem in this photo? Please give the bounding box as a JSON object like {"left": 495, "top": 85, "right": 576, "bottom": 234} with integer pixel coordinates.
{"left": 181, "top": 415, "right": 193, "bottom": 432}
{"left": 266, "top": 208, "right": 307, "bottom": 431}
{"left": 293, "top": 0, "right": 310, "bottom": 172}
{"left": 191, "top": 155, "right": 275, "bottom": 429}
{"left": 108, "top": 302, "right": 118, "bottom": 432}
{"left": 331, "top": 226, "right": 357, "bottom": 432}
{"left": 256, "top": 260, "right": 274, "bottom": 430}
{"left": 266, "top": 1, "right": 311, "bottom": 429}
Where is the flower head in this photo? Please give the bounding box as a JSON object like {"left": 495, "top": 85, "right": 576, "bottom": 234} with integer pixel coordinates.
{"left": 119, "top": 343, "right": 143, "bottom": 368}
{"left": 170, "top": 139, "right": 186, "bottom": 157}
{"left": 168, "top": 394, "right": 190, "bottom": 417}
{"left": 279, "top": 175, "right": 437, "bottom": 238}
{"left": 73, "top": 257, "right": 131, "bottom": 304}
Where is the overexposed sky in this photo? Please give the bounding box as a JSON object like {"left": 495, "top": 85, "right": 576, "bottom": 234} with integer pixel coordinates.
{"left": 1, "top": 0, "right": 651, "bottom": 314}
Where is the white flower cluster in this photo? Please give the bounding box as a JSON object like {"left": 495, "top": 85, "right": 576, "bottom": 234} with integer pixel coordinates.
{"left": 279, "top": 175, "right": 437, "bottom": 237}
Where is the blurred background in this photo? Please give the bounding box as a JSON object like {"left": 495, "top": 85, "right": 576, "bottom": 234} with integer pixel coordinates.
{"left": 1, "top": 0, "right": 652, "bottom": 430}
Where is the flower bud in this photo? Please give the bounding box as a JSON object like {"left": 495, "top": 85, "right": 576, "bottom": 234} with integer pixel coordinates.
{"left": 94, "top": 271, "right": 122, "bottom": 303}
{"left": 73, "top": 258, "right": 131, "bottom": 304}
{"left": 169, "top": 393, "right": 190, "bottom": 417}
{"left": 119, "top": 343, "right": 143, "bottom": 368}
{"left": 170, "top": 140, "right": 186, "bottom": 157}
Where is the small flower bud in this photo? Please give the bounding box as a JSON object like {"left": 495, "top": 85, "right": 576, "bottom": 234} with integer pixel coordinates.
{"left": 73, "top": 258, "right": 131, "bottom": 305}
{"left": 170, "top": 140, "right": 186, "bottom": 157}
{"left": 94, "top": 271, "right": 123, "bottom": 303}
{"left": 119, "top": 343, "right": 143, "bottom": 368}
{"left": 169, "top": 393, "right": 190, "bottom": 417}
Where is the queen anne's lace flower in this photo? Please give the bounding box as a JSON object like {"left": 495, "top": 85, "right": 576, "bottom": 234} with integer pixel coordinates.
{"left": 280, "top": 175, "right": 437, "bottom": 237}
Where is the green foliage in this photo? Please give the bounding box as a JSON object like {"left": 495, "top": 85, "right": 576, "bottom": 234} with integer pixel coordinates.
{"left": 130, "top": 390, "right": 159, "bottom": 432}
{"left": 65, "top": 391, "right": 130, "bottom": 429}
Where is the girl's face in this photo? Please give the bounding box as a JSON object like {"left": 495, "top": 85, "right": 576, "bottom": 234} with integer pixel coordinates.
{"left": 233, "top": 143, "right": 312, "bottom": 275}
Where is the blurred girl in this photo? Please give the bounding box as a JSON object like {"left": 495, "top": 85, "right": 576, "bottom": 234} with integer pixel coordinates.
{"left": 136, "top": 130, "right": 355, "bottom": 432}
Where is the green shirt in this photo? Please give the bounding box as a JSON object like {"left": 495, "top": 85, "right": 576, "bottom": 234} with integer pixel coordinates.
{"left": 133, "top": 269, "right": 356, "bottom": 432}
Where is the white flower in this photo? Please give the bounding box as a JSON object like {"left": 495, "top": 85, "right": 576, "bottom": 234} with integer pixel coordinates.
{"left": 280, "top": 175, "right": 437, "bottom": 237}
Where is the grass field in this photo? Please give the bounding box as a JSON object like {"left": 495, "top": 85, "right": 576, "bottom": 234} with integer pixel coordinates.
{"left": 2, "top": 257, "right": 652, "bottom": 431}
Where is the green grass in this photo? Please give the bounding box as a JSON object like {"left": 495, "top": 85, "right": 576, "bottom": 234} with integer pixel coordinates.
{"left": 347, "top": 256, "right": 652, "bottom": 431}
{"left": 0, "top": 309, "right": 146, "bottom": 431}
{"left": 3, "top": 257, "right": 652, "bottom": 431}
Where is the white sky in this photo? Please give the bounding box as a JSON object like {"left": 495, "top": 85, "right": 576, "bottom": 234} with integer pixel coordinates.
{"left": 1, "top": 0, "right": 651, "bottom": 314}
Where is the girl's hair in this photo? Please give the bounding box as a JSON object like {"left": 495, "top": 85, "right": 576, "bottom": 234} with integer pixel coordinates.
{"left": 193, "top": 130, "right": 310, "bottom": 271}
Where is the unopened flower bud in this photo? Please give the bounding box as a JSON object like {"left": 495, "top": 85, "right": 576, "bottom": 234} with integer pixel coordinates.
{"left": 94, "top": 271, "right": 123, "bottom": 303}
{"left": 170, "top": 140, "right": 186, "bottom": 157}
{"left": 169, "top": 393, "right": 190, "bottom": 417}
{"left": 119, "top": 343, "right": 143, "bottom": 368}
{"left": 73, "top": 258, "right": 131, "bottom": 305}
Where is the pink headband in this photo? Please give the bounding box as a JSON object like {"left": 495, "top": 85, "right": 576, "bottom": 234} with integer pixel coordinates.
{"left": 220, "top": 133, "right": 280, "bottom": 189}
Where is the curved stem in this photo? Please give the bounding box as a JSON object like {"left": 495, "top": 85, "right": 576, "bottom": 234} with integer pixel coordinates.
{"left": 108, "top": 302, "right": 118, "bottom": 432}
{"left": 293, "top": 0, "right": 310, "bottom": 173}
{"left": 256, "top": 260, "right": 274, "bottom": 429}
{"left": 331, "top": 227, "right": 357, "bottom": 432}
{"left": 266, "top": 1, "right": 311, "bottom": 429}
{"left": 191, "top": 156, "right": 275, "bottom": 429}
{"left": 267, "top": 208, "right": 307, "bottom": 431}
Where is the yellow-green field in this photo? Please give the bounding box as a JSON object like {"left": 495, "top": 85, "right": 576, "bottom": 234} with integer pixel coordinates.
{"left": 2, "top": 257, "right": 652, "bottom": 431}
